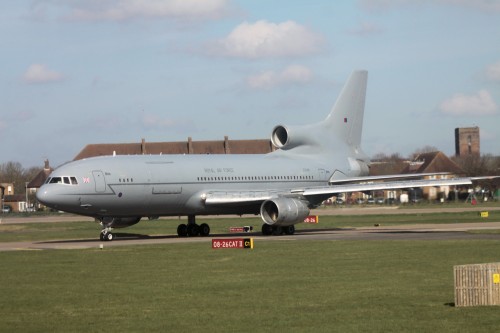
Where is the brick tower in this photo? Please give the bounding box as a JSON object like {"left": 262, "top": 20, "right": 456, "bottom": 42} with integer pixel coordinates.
{"left": 455, "top": 127, "right": 480, "bottom": 157}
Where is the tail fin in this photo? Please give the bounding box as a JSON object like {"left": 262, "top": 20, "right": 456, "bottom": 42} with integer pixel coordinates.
{"left": 323, "top": 70, "right": 367, "bottom": 148}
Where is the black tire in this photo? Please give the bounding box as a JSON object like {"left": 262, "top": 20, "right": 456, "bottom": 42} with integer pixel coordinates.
{"left": 272, "top": 226, "right": 282, "bottom": 236}
{"left": 261, "top": 224, "right": 273, "bottom": 236}
{"left": 283, "top": 225, "right": 295, "bottom": 235}
{"left": 199, "top": 223, "right": 210, "bottom": 236}
{"left": 177, "top": 224, "right": 188, "bottom": 237}
{"left": 187, "top": 224, "right": 200, "bottom": 237}
{"left": 105, "top": 232, "right": 114, "bottom": 241}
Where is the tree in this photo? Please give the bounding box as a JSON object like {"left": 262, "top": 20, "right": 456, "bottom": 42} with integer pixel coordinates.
{"left": 410, "top": 146, "right": 439, "bottom": 159}
{"left": 451, "top": 154, "right": 500, "bottom": 177}
{"left": 370, "top": 152, "right": 407, "bottom": 175}
{"left": 0, "top": 162, "right": 42, "bottom": 195}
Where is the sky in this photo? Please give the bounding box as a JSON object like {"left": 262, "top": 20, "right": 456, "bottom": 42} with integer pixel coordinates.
{"left": 1, "top": 0, "right": 499, "bottom": 168}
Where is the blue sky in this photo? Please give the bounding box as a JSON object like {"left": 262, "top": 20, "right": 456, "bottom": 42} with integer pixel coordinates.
{"left": 1, "top": 0, "right": 499, "bottom": 168}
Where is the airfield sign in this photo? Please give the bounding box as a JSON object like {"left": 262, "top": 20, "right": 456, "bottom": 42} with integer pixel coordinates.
{"left": 212, "top": 238, "right": 254, "bottom": 249}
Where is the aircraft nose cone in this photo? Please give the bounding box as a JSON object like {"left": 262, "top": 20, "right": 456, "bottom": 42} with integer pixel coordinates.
{"left": 36, "top": 185, "right": 58, "bottom": 208}
{"left": 36, "top": 186, "right": 56, "bottom": 208}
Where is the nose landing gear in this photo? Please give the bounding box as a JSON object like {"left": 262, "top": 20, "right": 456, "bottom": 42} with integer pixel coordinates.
{"left": 100, "top": 229, "right": 114, "bottom": 241}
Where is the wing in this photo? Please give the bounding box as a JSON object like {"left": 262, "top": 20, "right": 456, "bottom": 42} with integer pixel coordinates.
{"left": 304, "top": 177, "right": 475, "bottom": 197}
{"left": 203, "top": 175, "right": 498, "bottom": 206}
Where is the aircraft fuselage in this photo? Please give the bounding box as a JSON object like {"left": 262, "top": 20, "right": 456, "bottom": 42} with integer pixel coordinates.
{"left": 38, "top": 152, "right": 348, "bottom": 219}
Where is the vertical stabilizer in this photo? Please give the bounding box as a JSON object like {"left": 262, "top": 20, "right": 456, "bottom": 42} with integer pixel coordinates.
{"left": 323, "top": 70, "right": 367, "bottom": 148}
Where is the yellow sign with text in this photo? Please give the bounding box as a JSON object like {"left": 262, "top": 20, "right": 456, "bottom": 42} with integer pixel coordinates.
{"left": 493, "top": 274, "right": 500, "bottom": 284}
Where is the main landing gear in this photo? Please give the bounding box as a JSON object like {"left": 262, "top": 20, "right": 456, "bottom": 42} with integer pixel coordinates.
{"left": 261, "top": 224, "right": 295, "bottom": 236}
{"left": 177, "top": 215, "right": 210, "bottom": 237}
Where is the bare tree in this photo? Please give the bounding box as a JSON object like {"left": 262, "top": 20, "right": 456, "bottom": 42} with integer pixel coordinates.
{"left": 451, "top": 154, "right": 500, "bottom": 177}
{"left": 0, "top": 162, "right": 42, "bottom": 195}
{"left": 410, "top": 145, "right": 439, "bottom": 159}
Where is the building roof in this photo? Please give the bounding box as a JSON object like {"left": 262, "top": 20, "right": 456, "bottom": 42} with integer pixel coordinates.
{"left": 401, "top": 151, "right": 465, "bottom": 175}
{"left": 27, "top": 160, "right": 54, "bottom": 189}
{"left": 73, "top": 137, "right": 275, "bottom": 160}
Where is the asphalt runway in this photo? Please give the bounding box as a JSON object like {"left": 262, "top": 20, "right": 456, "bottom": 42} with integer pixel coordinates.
{"left": 1, "top": 216, "right": 500, "bottom": 251}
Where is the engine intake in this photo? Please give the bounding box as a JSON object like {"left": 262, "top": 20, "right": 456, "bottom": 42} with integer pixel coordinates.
{"left": 271, "top": 125, "right": 318, "bottom": 150}
{"left": 260, "top": 198, "right": 310, "bottom": 226}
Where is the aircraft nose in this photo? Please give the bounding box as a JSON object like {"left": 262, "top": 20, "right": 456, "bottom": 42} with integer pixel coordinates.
{"left": 36, "top": 185, "right": 54, "bottom": 207}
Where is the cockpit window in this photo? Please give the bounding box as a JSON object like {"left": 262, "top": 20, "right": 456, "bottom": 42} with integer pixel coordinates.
{"left": 50, "top": 177, "right": 62, "bottom": 184}
{"left": 47, "top": 176, "right": 79, "bottom": 185}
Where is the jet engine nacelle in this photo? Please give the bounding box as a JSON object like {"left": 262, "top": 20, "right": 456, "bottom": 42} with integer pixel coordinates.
{"left": 271, "top": 125, "right": 319, "bottom": 150}
{"left": 260, "top": 198, "right": 310, "bottom": 226}
{"left": 101, "top": 217, "right": 141, "bottom": 229}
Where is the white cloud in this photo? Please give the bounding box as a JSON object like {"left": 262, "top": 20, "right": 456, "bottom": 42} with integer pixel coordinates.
{"left": 247, "top": 65, "right": 313, "bottom": 89}
{"left": 439, "top": 90, "right": 498, "bottom": 116}
{"left": 360, "top": 0, "right": 500, "bottom": 12}
{"left": 485, "top": 61, "right": 500, "bottom": 82}
{"left": 209, "top": 20, "right": 323, "bottom": 59}
{"left": 22, "top": 64, "right": 64, "bottom": 84}
{"left": 36, "top": 0, "right": 230, "bottom": 22}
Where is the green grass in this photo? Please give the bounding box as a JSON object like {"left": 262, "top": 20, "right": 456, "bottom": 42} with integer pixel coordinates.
{"left": 1, "top": 240, "right": 500, "bottom": 332}
{"left": 1, "top": 210, "right": 498, "bottom": 243}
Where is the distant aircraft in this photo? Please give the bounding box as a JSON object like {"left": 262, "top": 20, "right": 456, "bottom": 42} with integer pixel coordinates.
{"left": 36, "top": 70, "right": 487, "bottom": 241}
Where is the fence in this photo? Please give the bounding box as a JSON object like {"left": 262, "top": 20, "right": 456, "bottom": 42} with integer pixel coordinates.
{"left": 454, "top": 263, "right": 500, "bottom": 307}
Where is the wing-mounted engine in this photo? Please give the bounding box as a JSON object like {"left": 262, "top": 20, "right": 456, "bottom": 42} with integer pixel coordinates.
{"left": 271, "top": 124, "right": 320, "bottom": 150}
{"left": 101, "top": 217, "right": 141, "bottom": 229}
{"left": 260, "top": 197, "right": 310, "bottom": 226}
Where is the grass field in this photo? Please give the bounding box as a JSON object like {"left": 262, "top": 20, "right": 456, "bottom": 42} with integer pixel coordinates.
{"left": 1, "top": 240, "right": 500, "bottom": 332}
{"left": 1, "top": 210, "right": 500, "bottom": 332}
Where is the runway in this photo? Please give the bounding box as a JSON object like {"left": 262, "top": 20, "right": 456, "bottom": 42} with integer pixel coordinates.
{"left": 1, "top": 221, "right": 500, "bottom": 252}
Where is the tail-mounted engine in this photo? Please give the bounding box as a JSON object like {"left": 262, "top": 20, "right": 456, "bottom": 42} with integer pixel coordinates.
{"left": 260, "top": 198, "right": 310, "bottom": 226}
{"left": 271, "top": 125, "right": 319, "bottom": 150}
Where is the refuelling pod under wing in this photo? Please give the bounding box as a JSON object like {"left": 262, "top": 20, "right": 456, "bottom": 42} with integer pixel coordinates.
{"left": 101, "top": 217, "right": 142, "bottom": 229}
{"left": 260, "top": 198, "right": 310, "bottom": 226}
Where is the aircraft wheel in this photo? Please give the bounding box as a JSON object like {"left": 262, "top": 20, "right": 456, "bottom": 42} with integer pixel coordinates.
{"left": 177, "top": 224, "right": 188, "bottom": 237}
{"left": 187, "top": 223, "right": 199, "bottom": 237}
{"left": 283, "top": 225, "right": 295, "bottom": 235}
{"left": 199, "top": 223, "right": 210, "bottom": 237}
{"left": 100, "top": 232, "right": 105, "bottom": 241}
{"left": 102, "top": 231, "right": 114, "bottom": 241}
{"left": 261, "top": 224, "right": 273, "bottom": 236}
{"left": 272, "top": 226, "right": 282, "bottom": 236}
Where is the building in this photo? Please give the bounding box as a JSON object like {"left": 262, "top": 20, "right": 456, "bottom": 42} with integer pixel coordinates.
{"left": 455, "top": 127, "right": 480, "bottom": 157}
{"left": 401, "top": 151, "right": 465, "bottom": 200}
{"left": 74, "top": 137, "right": 275, "bottom": 160}
{"left": 27, "top": 160, "right": 54, "bottom": 189}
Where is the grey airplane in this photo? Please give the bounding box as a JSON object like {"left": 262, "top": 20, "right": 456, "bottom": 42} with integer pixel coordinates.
{"left": 36, "top": 70, "right": 483, "bottom": 241}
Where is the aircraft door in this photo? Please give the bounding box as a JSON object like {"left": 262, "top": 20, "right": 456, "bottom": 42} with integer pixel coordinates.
{"left": 92, "top": 170, "right": 107, "bottom": 193}
{"left": 318, "top": 168, "right": 327, "bottom": 181}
